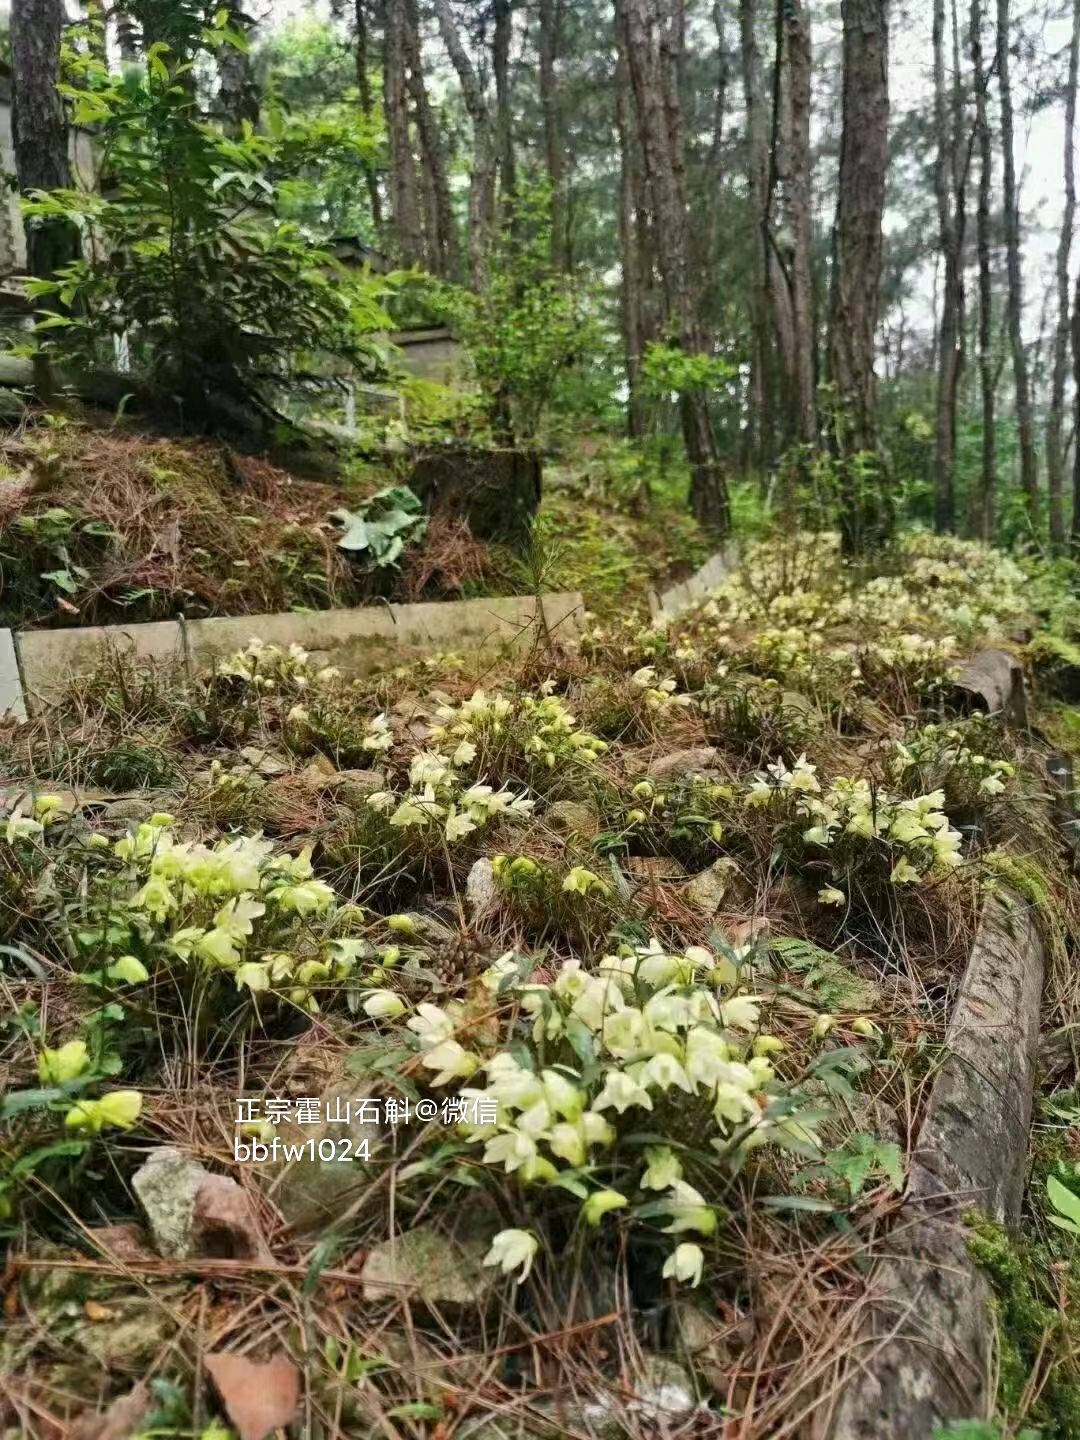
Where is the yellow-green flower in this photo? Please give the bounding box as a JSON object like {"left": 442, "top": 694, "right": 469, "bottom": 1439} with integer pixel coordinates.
{"left": 65, "top": 1090, "right": 143, "bottom": 1132}
{"left": 38, "top": 1040, "right": 90, "bottom": 1085}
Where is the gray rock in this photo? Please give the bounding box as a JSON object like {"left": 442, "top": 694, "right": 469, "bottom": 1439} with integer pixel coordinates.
{"left": 100, "top": 792, "right": 177, "bottom": 823}
{"left": 466, "top": 857, "right": 498, "bottom": 911}
{"left": 266, "top": 1075, "right": 383, "bottom": 1233}
{"left": 646, "top": 747, "right": 722, "bottom": 781}
{"left": 670, "top": 1301, "right": 736, "bottom": 1394}
{"left": 361, "top": 1209, "right": 501, "bottom": 1309}
{"left": 0, "top": 387, "right": 27, "bottom": 423}
{"left": 325, "top": 768, "right": 387, "bottom": 805}
{"left": 629, "top": 1355, "right": 698, "bottom": 1422}
{"left": 546, "top": 799, "right": 601, "bottom": 839}
{"left": 682, "top": 858, "right": 742, "bottom": 914}
{"left": 131, "top": 1147, "right": 206, "bottom": 1259}
{"left": 238, "top": 745, "right": 291, "bottom": 776}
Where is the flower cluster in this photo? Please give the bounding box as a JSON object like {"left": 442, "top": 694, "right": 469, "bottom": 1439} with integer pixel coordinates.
{"left": 428, "top": 687, "right": 608, "bottom": 775}
{"left": 390, "top": 942, "right": 826, "bottom": 1287}
{"left": 889, "top": 723, "right": 1015, "bottom": 807}
{"left": 744, "top": 757, "right": 964, "bottom": 887}
{"left": 367, "top": 748, "right": 535, "bottom": 844}
{"left": 216, "top": 638, "right": 341, "bottom": 693}
{"left": 629, "top": 666, "right": 693, "bottom": 714}
{"left": 35, "top": 1039, "right": 143, "bottom": 1135}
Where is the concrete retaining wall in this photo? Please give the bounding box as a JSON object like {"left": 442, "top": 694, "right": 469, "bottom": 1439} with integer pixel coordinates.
{"left": 826, "top": 892, "right": 1046, "bottom": 1438}
{"left": 649, "top": 547, "right": 736, "bottom": 624}
{"left": 3, "top": 592, "right": 583, "bottom": 715}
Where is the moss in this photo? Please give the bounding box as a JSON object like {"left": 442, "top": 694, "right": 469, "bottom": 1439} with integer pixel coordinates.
{"left": 966, "top": 1212, "right": 1080, "bottom": 1437}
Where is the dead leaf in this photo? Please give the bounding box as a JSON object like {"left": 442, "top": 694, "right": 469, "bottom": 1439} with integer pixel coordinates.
{"left": 56, "top": 597, "right": 79, "bottom": 616}
{"left": 205, "top": 1352, "right": 300, "bottom": 1440}
{"left": 83, "top": 1299, "right": 118, "bottom": 1322}
{"left": 69, "top": 1383, "right": 152, "bottom": 1440}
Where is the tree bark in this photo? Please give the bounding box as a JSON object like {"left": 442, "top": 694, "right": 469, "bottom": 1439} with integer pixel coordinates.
{"left": 403, "top": 0, "right": 458, "bottom": 277}
{"left": 434, "top": 0, "right": 496, "bottom": 286}
{"left": 970, "top": 0, "right": 996, "bottom": 540}
{"left": 538, "top": 0, "right": 565, "bottom": 267}
{"left": 996, "top": 0, "right": 1039, "bottom": 523}
{"left": 828, "top": 0, "right": 890, "bottom": 553}
{"left": 11, "top": 0, "right": 79, "bottom": 399}
{"left": 383, "top": 0, "right": 423, "bottom": 265}
{"left": 739, "top": 0, "right": 772, "bottom": 468}
{"left": 619, "top": 0, "right": 730, "bottom": 534}
{"left": 615, "top": 42, "right": 647, "bottom": 439}
{"left": 355, "top": 0, "right": 383, "bottom": 231}
{"left": 216, "top": 3, "right": 260, "bottom": 138}
{"left": 931, "top": 0, "right": 967, "bottom": 534}
{"left": 1048, "top": 0, "right": 1079, "bottom": 548}
{"left": 493, "top": 0, "right": 518, "bottom": 209}
{"left": 771, "top": 0, "right": 816, "bottom": 446}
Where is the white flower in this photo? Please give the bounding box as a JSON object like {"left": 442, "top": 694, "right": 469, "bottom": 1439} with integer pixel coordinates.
{"left": 483, "top": 1228, "right": 539, "bottom": 1282}
{"left": 889, "top": 857, "right": 922, "bottom": 884}
{"left": 661, "top": 1181, "right": 717, "bottom": 1236}
{"left": 663, "top": 1242, "right": 704, "bottom": 1286}
{"left": 407, "top": 1003, "right": 455, "bottom": 1044}
{"left": 638, "top": 1052, "right": 694, "bottom": 1094}
{"left": 593, "top": 1068, "right": 653, "bottom": 1114}
{"left": 817, "top": 886, "right": 846, "bottom": 906}
{"left": 719, "top": 995, "right": 761, "bottom": 1031}
{"left": 483, "top": 1128, "right": 539, "bottom": 1172}
{"left": 444, "top": 807, "right": 477, "bottom": 842}
{"left": 452, "top": 740, "right": 478, "bottom": 767}
{"left": 362, "top": 990, "right": 406, "bottom": 1020}
{"left": 641, "top": 1145, "right": 683, "bottom": 1191}
{"left": 420, "top": 1041, "right": 479, "bottom": 1087}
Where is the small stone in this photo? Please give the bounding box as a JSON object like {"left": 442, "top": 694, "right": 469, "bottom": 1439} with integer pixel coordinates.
{"left": 0, "top": 388, "right": 27, "bottom": 423}
{"left": 361, "top": 1211, "right": 501, "bottom": 1309}
{"left": 100, "top": 793, "right": 175, "bottom": 823}
{"left": 546, "top": 799, "right": 601, "bottom": 838}
{"left": 646, "top": 747, "right": 722, "bottom": 781}
{"left": 630, "top": 1355, "right": 698, "bottom": 1420}
{"left": 325, "top": 768, "right": 387, "bottom": 805}
{"left": 238, "top": 745, "right": 291, "bottom": 776}
{"left": 131, "top": 1147, "right": 206, "bottom": 1259}
{"left": 266, "top": 1074, "right": 383, "bottom": 1233}
{"left": 670, "top": 1300, "right": 739, "bottom": 1394}
{"left": 683, "top": 858, "right": 742, "bottom": 915}
{"left": 466, "top": 857, "right": 498, "bottom": 911}
{"left": 85, "top": 1223, "right": 155, "bottom": 1264}
{"left": 192, "top": 1174, "right": 274, "bottom": 1264}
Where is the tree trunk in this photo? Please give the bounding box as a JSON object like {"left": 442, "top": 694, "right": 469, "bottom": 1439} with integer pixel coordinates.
{"left": 403, "top": 0, "right": 458, "bottom": 277}
{"left": 383, "top": 0, "right": 423, "bottom": 266}
{"left": 216, "top": 3, "right": 260, "bottom": 137}
{"left": 355, "top": 0, "right": 383, "bottom": 231}
{"left": 1072, "top": 260, "right": 1080, "bottom": 545}
{"left": 997, "top": 0, "right": 1039, "bottom": 523}
{"left": 739, "top": 0, "right": 772, "bottom": 468}
{"left": 434, "top": 0, "right": 496, "bottom": 286}
{"left": 828, "top": 0, "right": 890, "bottom": 553}
{"left": 615, "top": 42, "right": 647, "bottom": 439}
{"left": 538, "top": 0, "right": 566, "bottom": 267}
{"left": 11, "top": 0, "right": 79, "bottom": 400}
{"left": 710, "top": 1, "right": 729, "bottom": 187}
{"left": 493, "top": 0, "right": 518, "bottom": 209}
{"left": 1048, "top": 0, "right": 1080, "bottom": 548}
{"left": 619, "top": 0, "right": 730, "bottom": 534}
{"left": 772, "top": 0, "right": 816, "bottom": 446}
{"left": 970, "top": 0, "right": 996, "bottom": 540}
{"left": 931, "top": 0, "right": 966, "bottom": 534}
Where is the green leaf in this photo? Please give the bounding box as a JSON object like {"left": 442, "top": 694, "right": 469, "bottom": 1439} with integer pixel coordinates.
{"left": 1047, "top": 1174, "right": 1080, "bottom": 1230}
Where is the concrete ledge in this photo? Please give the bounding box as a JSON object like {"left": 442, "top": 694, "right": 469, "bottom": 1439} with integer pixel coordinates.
{"left": 826, "top": 893, "right": 1045, "bottom": 1439}
{"left": 649, "top": 547, "right": 736, "bottom": 624}
{"left": 14, "top": 593, "right": 583, "bottom": 707}
{"left": 0, "top": 628, "right": 26, "bottom": 722}
{"left": 16, "top": 620, "right": 185, "bottom": 709}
